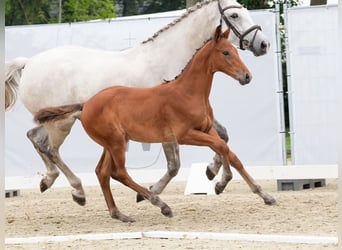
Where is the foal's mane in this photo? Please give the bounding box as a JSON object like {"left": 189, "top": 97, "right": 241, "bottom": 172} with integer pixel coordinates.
{"left": 142, "top": 0, "right": 214, "bottom": 44}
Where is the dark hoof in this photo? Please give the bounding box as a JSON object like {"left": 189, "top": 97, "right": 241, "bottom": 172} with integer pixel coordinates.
{"left": 120, "top": 216, "right": 136, "bottom": 223}
{"left": 136, "top": 193, "right": 146, "bottom": 203}
{"left": 72, "top": 194, "right": 86, "bottom": 206}
{"left": 40, "top": 181, "right": 48, "bottom": 193}
{"left": 161, "top": 205, "right": 173, "bottom": 218}
{"left": 111, "top": 211, "right": 136, "bottom": 223}
{"left": 215, "top": 183, "right": 224, "bottom": 195}
{"left": 264, "top": 197, "right": 277, "bottom": 205}
{"left": 206, "top": 167, "right": 216, "bottom": 180}
{"left": 117, "top": 215, "right": 136, "bottom": 223}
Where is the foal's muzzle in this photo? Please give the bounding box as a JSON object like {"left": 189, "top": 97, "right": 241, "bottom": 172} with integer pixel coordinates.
{"left": 238, "top": 72, "right": 252, "bottom": 85}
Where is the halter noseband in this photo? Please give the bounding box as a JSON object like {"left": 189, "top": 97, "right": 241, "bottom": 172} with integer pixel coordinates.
{"left": 218, "top": 1, "right": 261, "bottom": 50}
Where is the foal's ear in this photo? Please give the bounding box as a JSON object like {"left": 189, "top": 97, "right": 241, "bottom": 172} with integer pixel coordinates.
{"left": 214, "top": 25, "right": 222, "bottom": 43}
{"left": 222, "top": 28, "right": 231, "bottom": 39}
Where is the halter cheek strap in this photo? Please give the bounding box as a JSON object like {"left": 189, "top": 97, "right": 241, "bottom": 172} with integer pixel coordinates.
{"left": 218, "top": 1, "right": 262, "bottom": 50}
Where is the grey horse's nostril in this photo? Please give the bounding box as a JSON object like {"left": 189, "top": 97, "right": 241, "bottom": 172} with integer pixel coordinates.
{"left": 261, "top": 41, "right": 269, "bottom": 50}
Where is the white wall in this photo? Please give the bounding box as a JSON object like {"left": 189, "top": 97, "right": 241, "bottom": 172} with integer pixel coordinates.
{"left": 287, "top": 5, "right": 339, "bottom": 164}
{"left": 5, "top": 9, "right": 284, "bottom": 176}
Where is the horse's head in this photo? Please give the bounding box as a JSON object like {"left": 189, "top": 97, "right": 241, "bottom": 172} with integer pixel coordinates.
{"left": 209, "top": 25, "right": 251, "bottom": 85}
{"left": 218, "top": 0, "right": 270, "bottom": 56}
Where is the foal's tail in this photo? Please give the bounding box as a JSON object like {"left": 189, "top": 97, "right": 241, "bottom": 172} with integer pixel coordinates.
{"left": 5, "top": 57, "right": 28, "bottom": 110}
{"left": 34, "top": 104, "right": 83, "bottom": 124}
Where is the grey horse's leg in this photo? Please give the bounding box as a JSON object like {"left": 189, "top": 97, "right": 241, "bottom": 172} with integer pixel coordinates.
{"left": 27, "top": 125, "right": 60, "bottom": 192}
{"left": 27, "top": 117, "right": 86, "bottom": 205}
{"left": 206, "top": 119, "right": 232, "bottom": 180}
{"left": 214, "top": 163, "right": 233, "bottom": 195}
{"left": 136, "top": 142, "right": 180, "bottom": 202}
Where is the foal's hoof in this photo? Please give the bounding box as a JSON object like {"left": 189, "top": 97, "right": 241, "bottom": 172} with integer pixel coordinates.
{"left": 40, "top": 181, "right": 49, "bottom": 193}
{"left": 112, "top": 211, "right": 136, "bottom": 223}
{"left": 214, "top": 183, "right": 225, "bottom": 195}
{"left": 161, "top": 205, "right": 173, "bottom": 218}
{"left": 136, "top": 193, "right": 146, "bottom": 203}
{"left": 72, "top": 193, "right": 86, "bottom": 206}
{"left": 206, "top": 166, "right": 216, "bottom": 180}
{"left": 119, "top": 216, "right": 136, "bottom": 223}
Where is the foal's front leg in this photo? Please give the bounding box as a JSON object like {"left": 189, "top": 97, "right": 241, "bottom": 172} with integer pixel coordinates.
{"left": 226, "top": 149, "right": 276, "bottom": 205}
{"left": 213, "top": 148, "right": 276, "bottom": 205}
{"left": 180, "top": 128, "right": 276, "bottom": 205}
{"left": 179, "top": 128, "right": 234, "bottom": 194}
{"left": 211, "top": 141, "right": 276, "bottom": 204}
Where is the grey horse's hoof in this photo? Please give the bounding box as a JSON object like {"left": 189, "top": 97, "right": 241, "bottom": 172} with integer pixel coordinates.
{"left": 161, "top": 205, "right": 173, "bottom": 218}
{"left": 40, "top": 181, "right": 49, "bottom": 193}
{"left": 72, "top": 194, "right": 86, "bottom": 206}
{"left": 206, "top": 166, "right": 216, "bottom": 180}
{"left": 215, "top": 183, "right": 225, "bottom": 195}
{"left": 264, "top": 197, "right": 277, "bottom": 205}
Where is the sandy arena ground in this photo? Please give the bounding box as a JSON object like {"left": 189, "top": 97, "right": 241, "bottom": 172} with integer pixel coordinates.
{"left": 5, "top": 179, "right": 338, "bottom": 249}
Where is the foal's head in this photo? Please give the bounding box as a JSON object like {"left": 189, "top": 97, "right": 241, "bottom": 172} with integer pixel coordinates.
{"left": 208, "top": 26, "right": 251, "bottom": 85}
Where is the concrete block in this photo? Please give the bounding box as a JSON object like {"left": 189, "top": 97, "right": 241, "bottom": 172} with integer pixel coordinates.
{"left": 5, "top": 189, "right": 20, "bottom": 198}
{"left": 277, "top": 179, "right": 326, "bottom": 191}
{"left": 184, "top": 163, "right": 216, "bottom": 195}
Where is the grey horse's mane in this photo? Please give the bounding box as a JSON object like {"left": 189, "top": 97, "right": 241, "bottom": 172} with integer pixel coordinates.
{"left": 142, "top": 0, "right": 214, "bottom": 44}
{"left": 162, "top": 37, "right": 213, "bottom": 84}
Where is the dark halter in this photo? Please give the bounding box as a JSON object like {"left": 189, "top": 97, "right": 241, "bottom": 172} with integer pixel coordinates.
{"left": 218, "top": 0, "right": 262, "bottom": 50}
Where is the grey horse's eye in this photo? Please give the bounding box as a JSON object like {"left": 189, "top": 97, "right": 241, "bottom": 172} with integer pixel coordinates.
{"left": 230, "top": 13, "right": 238, "bottom": 19}
{"left": 222, "top": 51, "right": 229, "bottom": 56}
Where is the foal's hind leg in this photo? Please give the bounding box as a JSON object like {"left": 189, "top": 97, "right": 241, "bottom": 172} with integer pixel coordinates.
{"left": 206, "top": 119, "right": 232, "bottom": 181}
{"left": 136, "top": 142, "right": 180, "bottom": 202}
{"left": 107, "top": 143, "right": 173, "bottom": 218}
{"left": 96, "top": 150, "right": 135, "bottom": 222}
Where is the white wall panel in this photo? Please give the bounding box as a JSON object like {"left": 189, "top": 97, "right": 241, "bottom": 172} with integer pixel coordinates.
{"left": 287, "top": 5, "right": 338, "bottom": 164}
{"left": 5, "top": 9, "right": 283, "bottom": 176}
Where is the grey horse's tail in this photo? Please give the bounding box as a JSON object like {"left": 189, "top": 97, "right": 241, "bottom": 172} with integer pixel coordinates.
{"left": 34, "top": 103, "right": 83, "bottom": 124}
{"left": 5, "top": 57, "right": 28, "bottom": 110}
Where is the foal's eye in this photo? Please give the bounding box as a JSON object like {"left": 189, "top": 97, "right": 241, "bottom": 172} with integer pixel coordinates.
{"left": 222, "top": 51, "right": 229, "bottom": 56}
{"left": 230, "top": 13, "right": 238, "bottom": 19}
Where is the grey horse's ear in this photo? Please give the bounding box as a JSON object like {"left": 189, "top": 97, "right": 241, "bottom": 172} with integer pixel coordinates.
{"left": 222, "top": 28, "right": 231, "bottom": 39}
{"left": 214, "top": 25, "right": 222, "bottom": 43}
